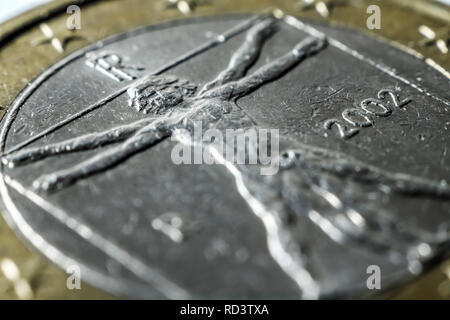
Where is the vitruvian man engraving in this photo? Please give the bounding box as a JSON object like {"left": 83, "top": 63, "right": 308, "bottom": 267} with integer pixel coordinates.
{"left": 4, "top": 17, "right": 326, "bottom": 191}
{"left": 3, "top": 17, "right": 450, "bottom": 298}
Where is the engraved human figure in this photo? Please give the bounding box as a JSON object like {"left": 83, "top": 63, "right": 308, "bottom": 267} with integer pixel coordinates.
{"left": 3, "top": 18, "right": 326, "bottom": 191}
{"left": 4, "top": 17, "right": 450, "bottom": 298}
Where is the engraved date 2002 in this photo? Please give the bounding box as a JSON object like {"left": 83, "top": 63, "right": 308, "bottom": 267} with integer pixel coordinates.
{"left": 323, "top": 88, "right": 411, "bottom": 139}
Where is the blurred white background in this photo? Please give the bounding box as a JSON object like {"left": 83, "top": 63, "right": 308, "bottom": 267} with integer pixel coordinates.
{"left": 0, "top": 0, "right": 51, "bottom": 23}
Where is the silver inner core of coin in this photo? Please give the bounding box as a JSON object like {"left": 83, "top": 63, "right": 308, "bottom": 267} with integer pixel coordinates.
{"left": 0, "top": 15, "right": 449, "bottom": 299}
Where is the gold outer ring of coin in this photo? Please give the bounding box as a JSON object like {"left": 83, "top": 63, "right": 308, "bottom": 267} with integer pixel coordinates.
{"left": 0, "top": 0, "right": 448, "bottom": 300}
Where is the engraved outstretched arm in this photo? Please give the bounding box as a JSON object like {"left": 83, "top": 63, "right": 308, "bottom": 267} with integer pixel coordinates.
{"left": 201, "top": 36, "right": 327, "bottom": 100}
{"left": 2, "top": 118, "right": 154, "bottom": 167}
{"left": 198, "top": 17, "right": 276, "bottom": 95}
{"left": 32, "top": 122, "right": 171, "bottom": 192}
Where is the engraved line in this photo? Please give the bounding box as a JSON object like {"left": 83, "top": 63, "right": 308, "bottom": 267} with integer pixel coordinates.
{"left": 3, "top": 15, "right": 268, "bottom": 156}
{"left": 425, "top": 58, "right": 450, "bottom": 79}
{"left": 284, "top": 16, "right": 450, "bottom": 107}
{"left": 0, "top": 174, "right": 150, "bottom": 298}
{"left": 205, "top": 144, "right": 320, "bottom": 299}
{"left": 3, "top": 174, "right": 191, "bottom": 299}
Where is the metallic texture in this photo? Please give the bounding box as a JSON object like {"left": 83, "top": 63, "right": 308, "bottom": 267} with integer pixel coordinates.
{"left": 0, "top": 0, "right": 449, "bottom": 300}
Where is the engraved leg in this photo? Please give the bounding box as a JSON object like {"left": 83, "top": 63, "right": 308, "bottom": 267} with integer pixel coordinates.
{"left": 32, "top": 123, "right": 171, "bottom": 192}
{"left": 2, "top": 120, "right": 152, "bottom": 167}
{"left": 282, "top": 170, "right": 435, "bottom": 258}
{"left": 199, "top": 17, "right": 276, "bottom": 95}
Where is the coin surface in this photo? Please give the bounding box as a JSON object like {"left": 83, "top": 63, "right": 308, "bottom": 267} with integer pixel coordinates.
{"left": 0, "top": 0, "right": 449, "bottom": 299}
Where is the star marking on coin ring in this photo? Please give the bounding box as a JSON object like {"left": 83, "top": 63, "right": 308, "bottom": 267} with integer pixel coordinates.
{"left": 165, "top": 0, "right": 211, "bottom": 15}
{"left": 418, "top": 25, "right": 449, "bottom": 55}
{"left": 31, "top": 23, "right": 86, "bottom": 54}
{"left": 0, "top": 258, "right": 33, "bottom": 300}
{"left": 297, "top": 0, "right": 347, "bottom": 18}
